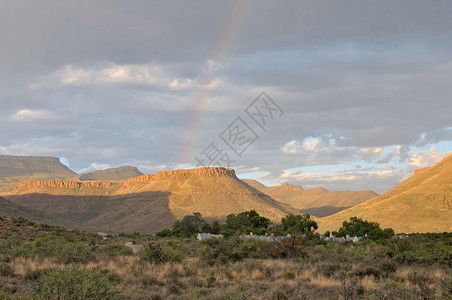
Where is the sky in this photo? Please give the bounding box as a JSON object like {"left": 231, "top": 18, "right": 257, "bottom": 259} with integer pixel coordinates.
{"left": 1, "top": 1, "right": 452, "bottom": 194}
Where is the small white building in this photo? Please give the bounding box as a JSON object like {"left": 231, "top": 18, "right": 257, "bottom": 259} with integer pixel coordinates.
{"left": 197, "top": 233, "right": 223, "bottom": 241}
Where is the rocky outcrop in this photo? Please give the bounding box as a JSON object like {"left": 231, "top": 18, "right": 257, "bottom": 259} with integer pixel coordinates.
{"left": 122, "top": 167, "right": 236, "bottom": 187}
{"left": 14, "top": 180, "right": 118, "bottom": 191}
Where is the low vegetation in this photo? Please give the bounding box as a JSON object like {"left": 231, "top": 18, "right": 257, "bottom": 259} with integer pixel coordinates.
{"left": 0, "top": 213, "right": 451, "bottom": 299}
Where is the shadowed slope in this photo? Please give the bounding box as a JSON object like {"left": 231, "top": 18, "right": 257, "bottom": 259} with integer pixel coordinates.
{"left": 243, "top": 180, "right": 377, "bottom": 217}
{"left": 318, "top": 155, "right": 452, "bottom": 233}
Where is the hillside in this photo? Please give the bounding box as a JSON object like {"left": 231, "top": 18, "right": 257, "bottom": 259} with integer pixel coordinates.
{"left": 77, "top": 166, "right": 143, "bottom": 181}
{"left": 318, "top": 155, "right": 452, "bottom": 233}
{"left": 0, "top": 195, "right": 80, "bottom": 228}
{"left": 7, "top": 167, "right": 298, "bottom": 233}
{"left": 243, "top": 180, "right": 377, "bottom": 217}
{"left": 0, "top": 155, "right": 76, "bottom": 194}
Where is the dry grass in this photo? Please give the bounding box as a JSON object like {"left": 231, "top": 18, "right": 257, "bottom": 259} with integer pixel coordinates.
{"left": 2, "top": 255, "right": 451, "bottom": 299}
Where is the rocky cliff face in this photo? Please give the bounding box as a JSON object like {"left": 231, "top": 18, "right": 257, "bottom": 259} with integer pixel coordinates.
{"left": 122, "top": 167, "right": 236, "bottom": 187}
{"left": 14, "top": 180, "right": 118, "bottom": 191}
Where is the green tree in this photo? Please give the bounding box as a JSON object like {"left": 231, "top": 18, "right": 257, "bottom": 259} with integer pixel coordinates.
{"left": 210, "top": 221, "right": 222, "bottom": 234}
{"left": 225, "top": 210, "right": 271, "bottom": 233}
{"left": 280, "top": 214, "right": 318, "bottom": 234}
{"left": 337, "top": 217, "right": 394, "bottom": 239}
{"left": 172, "top": 213, "right": 211, "bottom": 236}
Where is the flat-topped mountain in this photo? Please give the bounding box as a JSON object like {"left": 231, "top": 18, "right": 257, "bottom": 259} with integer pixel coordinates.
{"left": 0, "top": 155, "right": 76, "bottom": 194}
{"left": 318, "top": 155, "right": 452, "bottom": 233}
{"left": 8, "top": 167, "right": 298, "bottom": 233}
{"left": 243, "top": 179, "right": 377, "bottom": 217}
{"left": 77, "top": 166, "right": 143, "bottom": 181}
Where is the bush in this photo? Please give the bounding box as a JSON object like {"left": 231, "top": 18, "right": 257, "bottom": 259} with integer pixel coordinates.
{"left": 33, "top": 235, "right": 94, "bottom": 264}
{"left": 140, "top": 241, "right": 184, "bottom": 264}
{"left": 96, "top": 243, "right": 134, "bottom": 258}
{"left": 370, "top": 278, "right": 408, "bottom": 300}
{"left": 0, "top": 238, "right": 31, "bottom": 258}
{"left": 32, "top": 265, "right": 117, "bottom": 299}
{"left": 0, "top": 263, "right": 13, "bottom": 277}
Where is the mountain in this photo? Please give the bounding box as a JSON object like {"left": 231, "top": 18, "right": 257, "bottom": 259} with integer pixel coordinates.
{"left": 318, "top": 155, "right": 452, "bottom": 233}
{"left": 0, "top": 195, "right": 78, "bottom": 227}
{"left": 77, "top": 166, "right": 143, "bottom": 181}
{"left": 7, "top": 167, "right": 297, "bottom": 233}
{"left": 0, "top": 155, "right": 76, "bottom": 194}
{"left": 243, "top": 180, "right": 377, "bottom": 217}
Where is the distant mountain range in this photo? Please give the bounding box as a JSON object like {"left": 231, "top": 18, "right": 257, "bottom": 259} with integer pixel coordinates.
{"left": 76, "top": 166, "right": 143, "bottom": 181}
{"left": 0, "top": 155, "right": 76, "bottom": 193}
{"left": 1, "top": 154, "right": 451, "bottom": 233}
{"left": 243, "top": 180, "right": 377, "bottom": 217}
{"left": 0, "top": 155, "right": 142, "bottom": 193}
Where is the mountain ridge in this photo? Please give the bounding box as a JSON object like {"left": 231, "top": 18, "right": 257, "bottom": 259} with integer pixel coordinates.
{"left": 318, "top": 154, "right": 452, "bottom": 233}
{"left": 243, "top": 179, "right": 377, "bottom": 217}
{"left": 7, "top": 167, "right": 299, "bottom": 232}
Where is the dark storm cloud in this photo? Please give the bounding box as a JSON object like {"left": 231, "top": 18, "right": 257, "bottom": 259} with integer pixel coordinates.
{"left": 1, "top": 1, "right": 452, "bottom": 192}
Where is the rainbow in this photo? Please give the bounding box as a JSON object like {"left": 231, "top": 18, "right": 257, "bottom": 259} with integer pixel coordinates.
{"left": 179, "top": 0, "right": 253, "bottom": 165}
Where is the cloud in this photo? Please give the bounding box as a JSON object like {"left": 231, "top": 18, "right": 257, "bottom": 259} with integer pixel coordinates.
{"left": 1, "top": 1, "right": 452, "bottom": 193}
{"left": 408, "top": 147, "right": 452, "bottom": 168}
{"left": 60, "top": 65, "right": 92, "bottom": 85}
{"left": 9, "top": 109, "right": 59, "bottom": 122}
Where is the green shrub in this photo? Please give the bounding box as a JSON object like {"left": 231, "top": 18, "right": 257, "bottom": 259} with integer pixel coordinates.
{"left": 140, "top": 275, "right": 164, "bottom": 287}
{"left": 0, "top": 263, "right": 13, "bottom": 277}
{"left": 199, "top": 237, "right": 244, "bottom": 265}
{"left": 0, "top": 238, "right": 31, "bottom": 258}
{"left": 140, "top": 241, "right": 184, "bottom": 264}
{"left": 32, "top": 265, "right": 117, "bottom": 299}
{"left": 282, "top": 271, "right": 295, "bottom": 280}
{"left": 33, "top": 235, "right": 94, "bottom": 264}
{"left": 370, "top": 278, "right": 408, "bottom": 300}
{"left": 272, "top": 289, "right": 289, "bottom": 300}
{"left": 438, "top": 275, "right": 452, "bottom": 298}
{"left": 96, "top": 243, "right": 134, "bottom": 258}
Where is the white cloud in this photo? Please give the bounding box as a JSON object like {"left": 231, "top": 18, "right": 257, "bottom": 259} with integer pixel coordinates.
{"left": 28, "top": 62, "right": 222, "bottom": 91}
{"left": 97, "top": 64, "right": 159, "bottom": 84}
{"left": 168, "top": 78, "right": 193, "bottom": 90}
{"left": 60, "top": 65, "right": 92, "bottom": 85}
{"left": 408, "top": 147, "right": 452, "bottom": 168}
{"left": 281, "top": 140, "right": 303, "bottom": 154}
{"left": 281, "top": 138, "right": 388, "bottom": 164}
{"left": 9, "top": 109, "right": 59, "bottom": 122}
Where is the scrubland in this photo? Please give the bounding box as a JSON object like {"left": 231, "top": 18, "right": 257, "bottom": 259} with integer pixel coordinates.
{"left": 0, "top": 216, "right": 451, "bottom": 299}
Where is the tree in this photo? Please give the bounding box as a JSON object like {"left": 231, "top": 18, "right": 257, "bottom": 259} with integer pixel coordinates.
{"left": 225, "top": 210, "right": 271, "bottom": 233}
{"left": 280, "top": 214, "right": 318, "bottom": 234}
{"left": 172, "top": 213, "right": 210, "bottom": 236}
{"left": 210, "top": 221, "right": 222, "bottom": 234}
{"left": 337, "top": 217, "right": 394, "bottom": 239}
